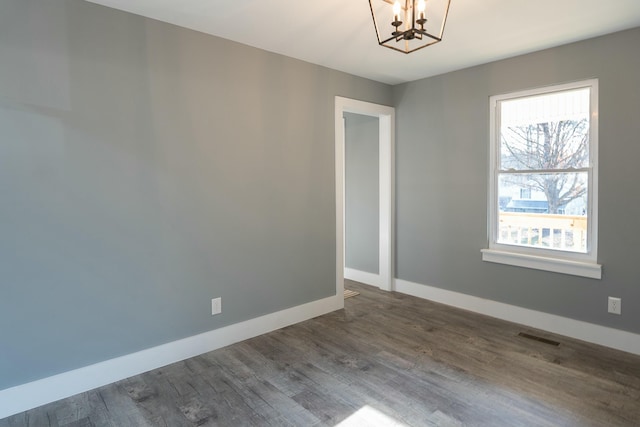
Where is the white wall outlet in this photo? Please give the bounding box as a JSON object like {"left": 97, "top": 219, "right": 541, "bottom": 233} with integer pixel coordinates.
{"left": 608, "top": 296, "right": 621, "bottom": 315}
{"left": 211, "top": 297, "right": 222, "bottom": 315}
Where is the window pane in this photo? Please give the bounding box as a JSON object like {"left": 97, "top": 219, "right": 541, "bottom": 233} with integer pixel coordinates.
{"left": 499, "top": 89, "right": 590, "bottom": 171}
{"left": 501, "top": 88, "right": 590, "bottom": 125}
{"left": 497, "top": 172, "right": 588, "bottom": 253}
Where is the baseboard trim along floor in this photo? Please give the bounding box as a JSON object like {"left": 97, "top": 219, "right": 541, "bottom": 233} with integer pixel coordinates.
{"left": 6, "top": 280, "right": 639, "bottom": 425}
{"left": 394, "top": 278, "right": 640, "bottom": 357}
{"left": 0, "top": 294, "right": 343, "bottom": 419}
{"left": 344, "top": 267, "right": 381, "bottom": 288}
{"left": 4, "top": 279, "right": 639, "bottom": 419}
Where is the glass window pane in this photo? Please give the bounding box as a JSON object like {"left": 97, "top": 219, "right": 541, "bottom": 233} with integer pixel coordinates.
{"left": 499, "top": 89, "right": 590, "bottom": 171}
{"left": 501, "top": 88, "right": 590, "bottom": 125}
{"left": 497, "top": 172, "right": 588, "bottom": 252}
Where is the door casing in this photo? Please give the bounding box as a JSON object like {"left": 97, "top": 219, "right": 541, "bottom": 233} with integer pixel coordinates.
{"left": 335, "top": 96, "right": 395, "bottom": 297}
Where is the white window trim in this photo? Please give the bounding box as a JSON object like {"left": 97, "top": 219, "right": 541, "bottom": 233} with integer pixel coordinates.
{"left": 483, "top": 79, "right": 601, "bottom": 279}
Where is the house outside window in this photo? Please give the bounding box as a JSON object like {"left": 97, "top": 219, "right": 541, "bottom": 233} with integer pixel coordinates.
{"left": 519, "top": 188, "right": 531, "bottom": 199}
{"left": 482, "top": 80, "right": 601, "bottom": 279}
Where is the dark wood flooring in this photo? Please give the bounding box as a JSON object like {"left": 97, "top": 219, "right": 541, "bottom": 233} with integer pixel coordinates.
{"left": 3, "top": 280, "right": 640, "bottom": 426}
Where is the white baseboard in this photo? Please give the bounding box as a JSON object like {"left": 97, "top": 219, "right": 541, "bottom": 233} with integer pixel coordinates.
{"left": 395, "top": 278, "right": 640, "bottom": 356}
{"left": 6, "top": 279, "right": 637, "bottom": 419}
{"left": 344, "top": 267, "right": 381, "bottom": 288}
{"left": 0, "top": 294, "right": 343, "bottom": 420}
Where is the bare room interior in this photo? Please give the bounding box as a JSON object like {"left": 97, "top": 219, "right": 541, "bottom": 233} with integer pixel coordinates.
{"left": 2, "top": 0, "right": 640, "bottom": 425}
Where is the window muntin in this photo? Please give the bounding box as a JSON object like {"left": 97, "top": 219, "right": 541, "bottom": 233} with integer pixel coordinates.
{"left": 487, "top": 80, "right": 598, "bottom": 274}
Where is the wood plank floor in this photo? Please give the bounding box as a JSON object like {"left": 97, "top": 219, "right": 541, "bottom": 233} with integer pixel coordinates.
{"left": 3, "top": 280, "right": 640, "bottom": 426}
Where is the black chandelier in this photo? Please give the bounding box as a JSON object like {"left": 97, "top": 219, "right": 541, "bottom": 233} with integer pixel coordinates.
{"left": 369, "top": 0, "right": 451, "bottom": 54}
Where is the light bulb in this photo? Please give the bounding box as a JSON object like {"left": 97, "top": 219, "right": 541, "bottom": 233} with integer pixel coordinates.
{"left": 418, "top": 0, "right": 426, "bottom": 13}
{"left": 393, "top": 1, "right": 401, "bottom": 18}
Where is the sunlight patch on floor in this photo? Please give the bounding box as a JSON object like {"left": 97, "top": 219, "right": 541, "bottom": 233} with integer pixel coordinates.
{"left": 335, "top": 405, "right": 407, "bottom": 426}
{"left": 344, "top": 289, "right": 360, "bottom": 299}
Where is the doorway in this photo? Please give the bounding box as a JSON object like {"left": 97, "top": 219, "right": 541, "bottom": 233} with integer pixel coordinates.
{"left": 335, "top": 97, "right": 394, "bottom": 297}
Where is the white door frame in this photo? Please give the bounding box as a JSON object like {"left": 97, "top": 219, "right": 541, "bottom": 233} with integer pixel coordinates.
{"left": 335, "top": 96, "right": 395, "bottom": 295}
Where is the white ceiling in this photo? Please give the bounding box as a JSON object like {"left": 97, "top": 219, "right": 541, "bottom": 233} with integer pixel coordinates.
{"left": 85, "top": 0, "right": 640, "bottom": 85}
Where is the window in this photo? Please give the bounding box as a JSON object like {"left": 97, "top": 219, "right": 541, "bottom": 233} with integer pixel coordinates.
{"left": 482, "top": 80, "right": 601, "bottom": 279}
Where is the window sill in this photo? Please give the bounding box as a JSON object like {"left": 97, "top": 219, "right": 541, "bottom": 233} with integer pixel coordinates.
{"left": 481, "top": 248, "right": 602, "bottom": 279}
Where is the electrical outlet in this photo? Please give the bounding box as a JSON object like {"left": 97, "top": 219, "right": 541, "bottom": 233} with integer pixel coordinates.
{"left": 608, "top": 297, "right": 621, "bottom": 315}
{"left": 211, "top": 297, "right": 222, "bottom": 315}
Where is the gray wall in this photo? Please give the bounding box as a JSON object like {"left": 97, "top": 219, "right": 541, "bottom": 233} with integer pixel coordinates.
{"left": 344, "top": 113, "right": 380, "bottom": 274}
{"left": 0, "top": 0, "right": 392, "bottom": 391}
{"left": 394, "top": 27, "right": 640, "bottom": 334}
{"left": 3, "top": 0, "right": 638, "bottom": 396}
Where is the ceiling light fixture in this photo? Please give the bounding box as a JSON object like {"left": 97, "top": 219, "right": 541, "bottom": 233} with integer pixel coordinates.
{"left": 369, "top": 0, "right": 451, "bottom": 54}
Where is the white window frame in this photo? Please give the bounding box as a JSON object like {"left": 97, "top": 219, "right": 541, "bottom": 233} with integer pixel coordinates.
{"left": 482, "top": 79, "right": 601, "bottom": 279}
